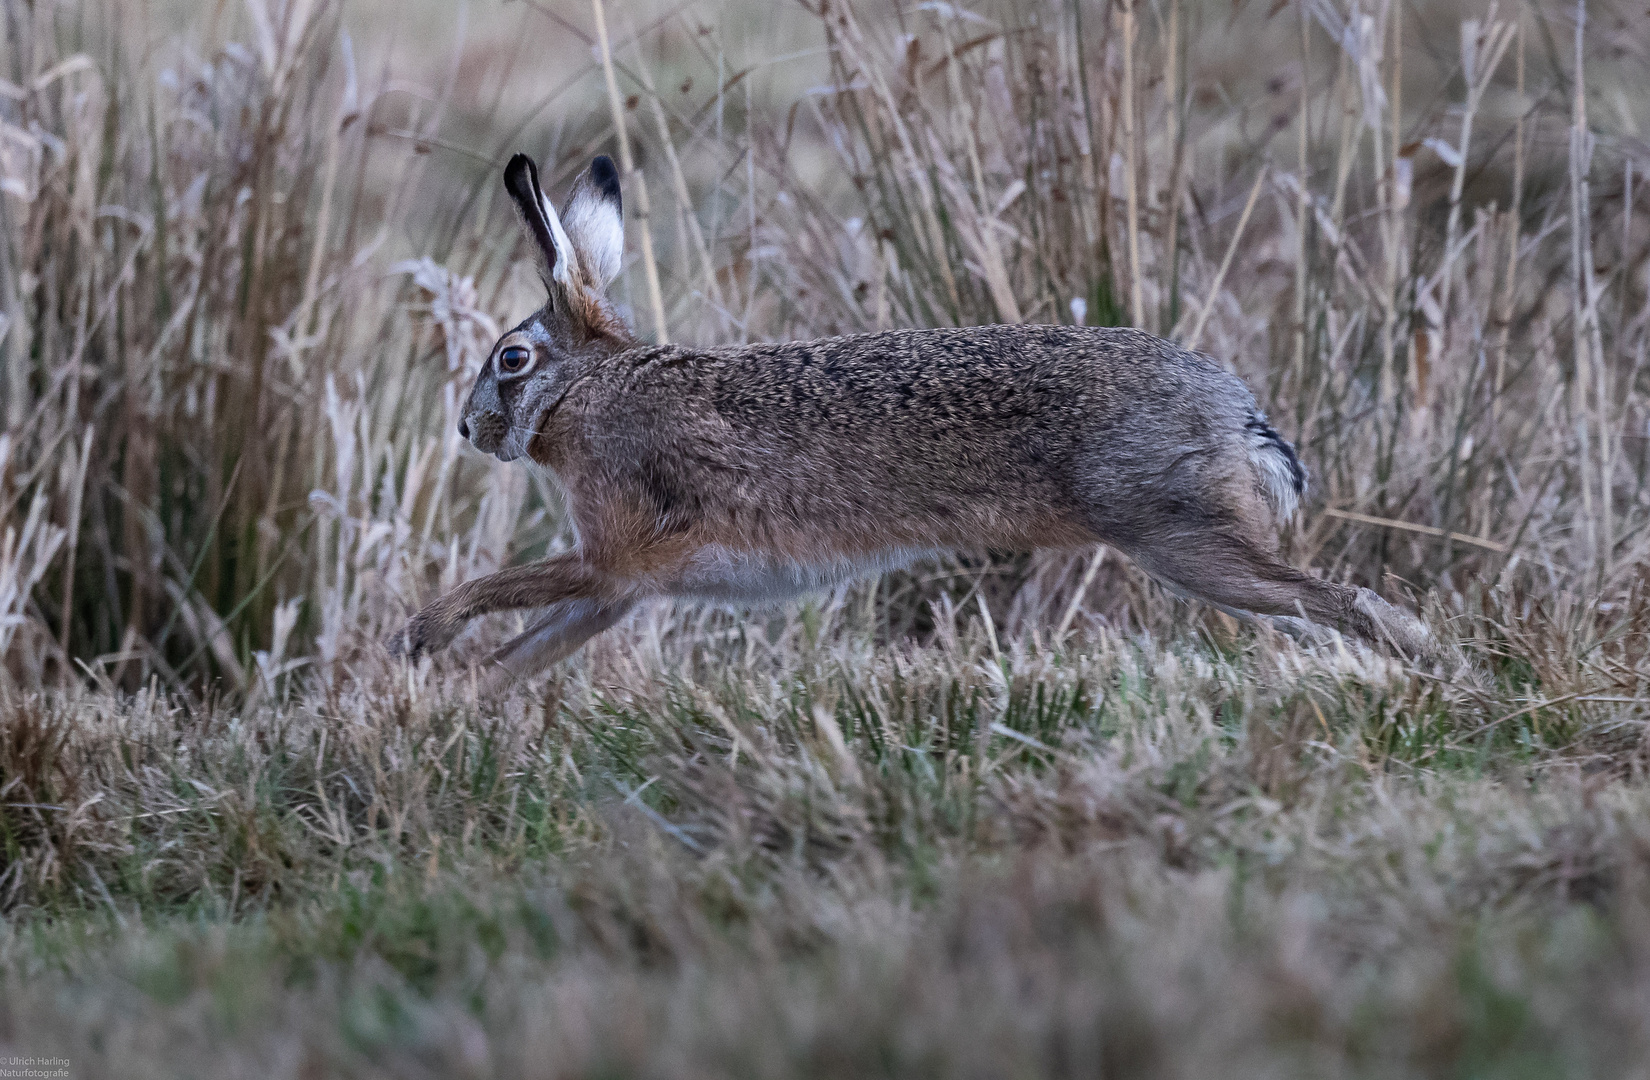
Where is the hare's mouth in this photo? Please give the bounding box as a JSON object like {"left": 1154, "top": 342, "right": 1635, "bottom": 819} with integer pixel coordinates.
{"left": 463, "top": 411, "right": 516, "bottom": 460}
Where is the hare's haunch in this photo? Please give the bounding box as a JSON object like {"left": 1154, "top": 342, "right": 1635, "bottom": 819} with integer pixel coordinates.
{"left": 390, "top": 152, "right": 1435, "bottom": 677}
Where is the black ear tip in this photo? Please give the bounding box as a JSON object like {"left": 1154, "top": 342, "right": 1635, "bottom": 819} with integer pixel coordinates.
{"left": 590, "top": 155, "right": 620, "bottom": 198}
{"left": 503, "top": 153, "right": 538, "bottom": 191}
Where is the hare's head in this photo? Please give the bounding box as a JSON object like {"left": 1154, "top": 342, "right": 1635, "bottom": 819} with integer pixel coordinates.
{"left": 460, "top": 153, "right": 633, "bottom": 461}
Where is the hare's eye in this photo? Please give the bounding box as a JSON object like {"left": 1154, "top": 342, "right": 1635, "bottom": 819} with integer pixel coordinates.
{"left": 499, "top": 346, "right": 531, "bottom": 374}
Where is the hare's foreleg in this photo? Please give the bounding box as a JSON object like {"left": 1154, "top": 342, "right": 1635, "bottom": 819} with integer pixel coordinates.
{"left": 390, "top": 554, "right": 618, "bottom": 659}
{"left": 485, "top": 598, "right": 638, "bottom": 679}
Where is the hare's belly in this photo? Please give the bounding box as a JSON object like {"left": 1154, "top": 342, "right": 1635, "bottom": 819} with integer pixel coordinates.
{"left": 668, "top": 545, "right": 932, "bottom": 605}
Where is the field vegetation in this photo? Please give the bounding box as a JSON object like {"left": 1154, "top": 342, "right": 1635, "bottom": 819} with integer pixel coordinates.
{"left": 3, "top": 0, "right": 1650, "bottom": 1073}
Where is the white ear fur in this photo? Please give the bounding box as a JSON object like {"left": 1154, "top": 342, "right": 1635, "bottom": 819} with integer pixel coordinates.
{"left": 538, "top": 192, "right": 581, "bottom": 292}
{"left": 560, "top": 156, "right": 624, "bottom": 289}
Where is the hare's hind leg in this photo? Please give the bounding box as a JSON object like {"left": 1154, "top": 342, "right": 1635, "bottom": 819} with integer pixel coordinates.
{"left": 1125, "top": 537, "right": 1437, "bottom": 661}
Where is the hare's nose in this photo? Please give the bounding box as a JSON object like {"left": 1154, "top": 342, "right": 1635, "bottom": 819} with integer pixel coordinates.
{"left": 457, "top": 417, "right": 470, "bottom": 440}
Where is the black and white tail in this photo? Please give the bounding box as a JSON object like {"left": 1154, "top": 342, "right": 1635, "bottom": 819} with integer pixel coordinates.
{"left": 1244, "top": 411, "right": 1307, "bottom": 523}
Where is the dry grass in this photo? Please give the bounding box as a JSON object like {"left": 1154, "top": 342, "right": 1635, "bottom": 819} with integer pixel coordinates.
{"left": 3, "top": 0, "right": 1650, "bottom": 1074}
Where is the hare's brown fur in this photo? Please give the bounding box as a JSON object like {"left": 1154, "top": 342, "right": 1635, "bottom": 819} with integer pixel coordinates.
{"left": 392, "top": 152, "right": 1436, "bottom": 677}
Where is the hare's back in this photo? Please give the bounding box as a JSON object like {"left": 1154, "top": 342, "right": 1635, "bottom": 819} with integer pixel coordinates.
{"left": 696, "top": 324, "right": 1248, "bottom": 445}
{"left": 591, "top": 324, "right": 1254, "bottom": 543}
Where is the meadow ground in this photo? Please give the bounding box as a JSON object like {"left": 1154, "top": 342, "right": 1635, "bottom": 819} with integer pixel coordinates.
{"left": 3, "top": 0, "right": 1650, "bottom": 1074}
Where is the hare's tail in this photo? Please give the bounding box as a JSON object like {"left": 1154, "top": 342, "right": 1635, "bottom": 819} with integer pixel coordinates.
{"left": 1244, "top": 411, "right": 1307, "bottom": 523}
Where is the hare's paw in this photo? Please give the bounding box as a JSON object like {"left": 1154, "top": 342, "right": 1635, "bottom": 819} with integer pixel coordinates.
{"left": 386, "top": 605, "right": 462, "bottom": 660}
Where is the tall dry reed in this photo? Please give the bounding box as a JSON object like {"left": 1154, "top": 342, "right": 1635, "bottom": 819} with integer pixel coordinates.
{"left": 1, "top": 0, "right": 1647, "bottom": 689}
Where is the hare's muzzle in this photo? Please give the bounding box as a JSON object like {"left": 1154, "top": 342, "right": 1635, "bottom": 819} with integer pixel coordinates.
{"left": 460, "top": 373, "right": 521, "bottom": 459}
{"left": 460, "top": 407, "right": 517, "bottom": 460}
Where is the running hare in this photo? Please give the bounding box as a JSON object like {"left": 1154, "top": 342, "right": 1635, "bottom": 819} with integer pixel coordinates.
{"left": 389, "top": 152, "right": 1436, "bottom": 676}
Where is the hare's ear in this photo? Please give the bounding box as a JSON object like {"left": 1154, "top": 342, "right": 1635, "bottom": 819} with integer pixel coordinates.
{"left": 503, "top": 153, "right": 579, "bottom": 294}
{"left": 560, "top": 155, "right": 624, "bottom": 290}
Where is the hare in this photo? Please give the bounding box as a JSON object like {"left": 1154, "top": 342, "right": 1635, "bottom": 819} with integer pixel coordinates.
{"left": 389, "top": 152, "right": 1437, "bottom": 677}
